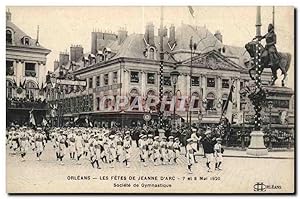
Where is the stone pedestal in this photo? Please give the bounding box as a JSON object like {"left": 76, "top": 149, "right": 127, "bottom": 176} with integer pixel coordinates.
{"left": 246, "top": 130, "right": 268, "bottom": 156}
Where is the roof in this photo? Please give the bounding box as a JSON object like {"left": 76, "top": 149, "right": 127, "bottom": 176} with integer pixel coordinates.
{"left": 6, "top": 20, "right": 50, "bottom": 52}
{"left": 62, "top": 23, "right": 251, "bottom": 73}
{"left": 181, "top": 50, "right": 246, "bottom": 72}
{"left": 222, "top": 45, "right": 251, "bottom": 67}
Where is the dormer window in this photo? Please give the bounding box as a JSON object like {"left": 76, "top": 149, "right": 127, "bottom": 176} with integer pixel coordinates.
{"left": 22, "top": 36, "right": 30, "bottom": 45}
{"left": 24, "top": 38, "right": 30, "bottom": 45}
{"left": 148, "top": 47, "right": 156, "bottom": 59}
{"left": 6, "top": 30, "right": 12, "bottom": 44}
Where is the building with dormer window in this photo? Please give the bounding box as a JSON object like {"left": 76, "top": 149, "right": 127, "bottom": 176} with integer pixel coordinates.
{"left": 6, "top": 10, "right": 51, "bottom": 126}
{"left": 46, "top": 22, "right": 293, "bottom": 132}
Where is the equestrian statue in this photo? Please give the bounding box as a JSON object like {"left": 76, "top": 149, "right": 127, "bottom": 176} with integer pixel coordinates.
{"left": 245, "top": 23, "right": 291, "bottom": 87}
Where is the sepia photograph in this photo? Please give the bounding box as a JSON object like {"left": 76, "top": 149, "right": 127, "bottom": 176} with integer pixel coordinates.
{"left": 5, "top": 5, "right": 295, "bottom": 194}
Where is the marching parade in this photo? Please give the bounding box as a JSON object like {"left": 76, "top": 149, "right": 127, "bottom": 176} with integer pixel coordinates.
{"left": 6, "top": 125, "right": 224, "bottom": 174}
{"left": 5, "top": 5, "right": 295, "bottom": 194}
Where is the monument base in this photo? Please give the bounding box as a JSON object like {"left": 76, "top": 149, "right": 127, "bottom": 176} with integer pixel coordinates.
{"left": 246, "top": 130, "right": 268, "bottom": 156}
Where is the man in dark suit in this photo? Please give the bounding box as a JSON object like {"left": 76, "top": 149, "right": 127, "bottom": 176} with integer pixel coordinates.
{"left": 201, "top": 129, "right": 217, "bottom": 172}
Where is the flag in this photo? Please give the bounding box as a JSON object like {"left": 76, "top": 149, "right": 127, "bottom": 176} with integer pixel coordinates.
{"left": 221, "top": 84, "right": 235, "bottom": 124}
{"left": 39, "top": 82, "right": 44, "bottom": 91}
{"left": 280, "top": 111, "right": 288, "bottom": 124}
{"left": 42, "top": 117, "right": 48, "bottom": 126}
{"left": 74, "top": 116, "right": 79, "bottom": 123}
{"left": 19, "top": 79, "right": 26, "bottom": 89}
{"left": 29, "top": 109, "right": 36, "bottom": 126}
{"left": 188, "top": 6, "right": 195, "bottom": 18}
{"left": 12, "top": 78, "right": 18, "bottom": 88}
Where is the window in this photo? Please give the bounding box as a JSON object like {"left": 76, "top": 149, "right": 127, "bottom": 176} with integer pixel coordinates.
{"left": 206, "top": 92, "right": 215, "bottom": 110}
{"left": 222, "top": 94, "right": 228, "bottom": 110}
{"left": 6, "top": 80, "right": 13, "bottom": 98}
{"left": 6, "top": 30, "right": 12, "bottom": 44}
{"left": 163, "top": 76, "right": 171, "bottom": 86}
{"left": 89, "top": 77, "right": 93, "bottom": 88}
{"left": 104, "top": 74, "right": 109, "bottom": 85}
{"left": 222, "top": 79, "right": 229, "bottom": 88}
{"left": 240, "top": 81, "right": 244, "bottom": 88}
{"left": 96, "top": 76, "right": 100, "bottom": 87}
{"left": 147, "top": 73, "right": 155, "bottom": 84}
{"left": 129, "top": 89, "right": 139, "bottom": 110}
{"left": 25, "top": 63, "right": 36, "bottom": 77}
{"left": 96, "top": 97, "right": 100, "bottom": 111}
{"left": 6, "top": 60, "right": 14, "bottom": 76}
{"left": 25, "top": 81, "right": 38, "bottom": 99}
{"left": 130, "top": 71, "right": 139, "bottom": 83}
{"left": 163, "top": 91, "right": 172, "bottom": 111}
{"left": 207, "top": 78, "right": 215, "bottom": 88}
{"left": 149, "top": 48, "right": 155, "bottom": 59}
{"left": 191, "top": 76, "right": 199, "bottom": 86}
{"left": 147, "top": 90, "right": 156, "bottom": 111}
{"left": 24, "top": 37, "right": 30, "bottom": 45}
{"left": 113, "top": 72, "right": 118, "bottom": 84}
{"left": 192, "top": 92, "right": 200, "bottom": 109}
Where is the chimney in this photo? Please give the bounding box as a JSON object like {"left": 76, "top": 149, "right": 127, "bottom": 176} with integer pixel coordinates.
{"left": 168, "top": 24, "right": 176, "bottom": 44}
{"left": 145, "top": 22, "right": 155, "bottom": 46}
{"left": 91, "top": 32, "right": 98, "bottom": 55}
{"left": 118, "top": 27, "right": 128, "bottom": 44}
{"left": 59, "top": 52, "right": 69, "bottom": 66}
{"left": 6, "top": 9, "right": 11, "bottom": 21}
{"left": 91, "top": 31, "right": 117, "bottom": 54}
{"left": 54, "top": 60, "right": 59, "bottom": 71}
{"left": 70, "top": 45, "right": 84, "bottom": 62}
{"left": 214, "top": 30, "right": 223, "bottom": 43}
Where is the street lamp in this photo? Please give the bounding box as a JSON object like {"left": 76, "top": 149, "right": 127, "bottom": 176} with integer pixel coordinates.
{"left": 189, "top": 37, "right": 197, "bottom": 127}
{"left": 170, "top": 70, "right": 180, "bottom": 136}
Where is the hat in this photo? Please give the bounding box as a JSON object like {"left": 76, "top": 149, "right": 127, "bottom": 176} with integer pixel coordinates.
{"left": 205, "top": 130, "right": 212, "bottom": 135}
{"left": 187, "top": 138, "right": 193, "bottom": 143}
{"left": 216, "top": 138, "right": 222, "bottom": 141}
{"left": 175, "top": 137, "right": 179, "bottom": 141}
{"left": 125, "top": 131, "right": 130, "bottom": 134}
{"left": 142, "top": 135, "right": 147, "bottom": 139}
{"left": 139, "top": 134, "right": 144, "bottom": 138}
{"left": 168, "top": 136, "right": 174, "bottom": 140}
{"left": 148, "top": 134, "right": 153, "bottom": 137}
{"left": 162, "top": 136, "right": 166, "bottom": 139}
{"left": 109, "top": 135, "right": 115, "bottom": 139}
{"left": 154, "top": 136, "right": 159, "bottom": 140}
{"left": 124, "top": 135, "right": 130, "bottom": 139}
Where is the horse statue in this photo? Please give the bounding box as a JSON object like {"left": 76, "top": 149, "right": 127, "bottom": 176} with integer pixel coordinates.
{"left": 245, "top": 39, "right": 291, "bottom": 87}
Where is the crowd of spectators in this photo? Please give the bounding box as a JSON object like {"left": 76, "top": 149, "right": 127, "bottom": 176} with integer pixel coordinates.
{"left": 7, "top": 97, "right": 47, "bottom": 109}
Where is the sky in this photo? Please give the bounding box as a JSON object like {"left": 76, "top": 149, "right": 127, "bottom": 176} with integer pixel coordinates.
{"left": 7, "top": 6, "right": 295, "bottom": 88}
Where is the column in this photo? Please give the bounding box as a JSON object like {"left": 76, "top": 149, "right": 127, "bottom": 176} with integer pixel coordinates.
{"left": 123, "top": 69, "right": 129, "bottom": 96}
{"left": 202, "top": 75, "right": 207, "bottom": 99}
{"left": 16, "top": 60, "right": 23, "bottom": 85}
{"left": 141, "top": 71, "right": 146, "bottom": 96}
{"left": 236, "top": 77, "right": 241, "bottom": 113}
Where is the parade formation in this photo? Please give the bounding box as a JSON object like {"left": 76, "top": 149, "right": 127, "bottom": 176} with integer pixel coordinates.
{"left": 6, "top": 125, "right": 224, "bottom": 174}
{"left": 5, "top": 6, "right": 295, "bottom": 194}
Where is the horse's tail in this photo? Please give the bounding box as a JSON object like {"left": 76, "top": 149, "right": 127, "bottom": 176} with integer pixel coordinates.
{"left": 280, "top": 52, "right": 292, "bottom": 74}
{"left": 286, "top": 53, "right": 292, "bottom": 73}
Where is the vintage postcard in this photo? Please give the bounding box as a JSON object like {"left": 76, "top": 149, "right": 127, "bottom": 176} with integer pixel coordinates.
{"left": 6, "top": 6, "right": 295, "bottom": 194}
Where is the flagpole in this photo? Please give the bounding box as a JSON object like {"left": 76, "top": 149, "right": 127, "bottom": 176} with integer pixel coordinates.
{"left": 158, "top": 6, "right": 164, "bottom": 128}
{"left": 219, "top": 80, "right": 235, "bottom": 123}
{"left": 272, "top": 6, "right": 275, "bottom": 28}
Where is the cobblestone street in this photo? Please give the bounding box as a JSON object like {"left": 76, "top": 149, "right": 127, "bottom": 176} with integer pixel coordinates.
{"left": 6, "top": 142, "right": 294, "bottom": 193}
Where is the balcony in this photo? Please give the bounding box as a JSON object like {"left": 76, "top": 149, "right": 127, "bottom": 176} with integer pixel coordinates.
{"left": 7, "top": 97, "right": 48, "bottom": 110}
